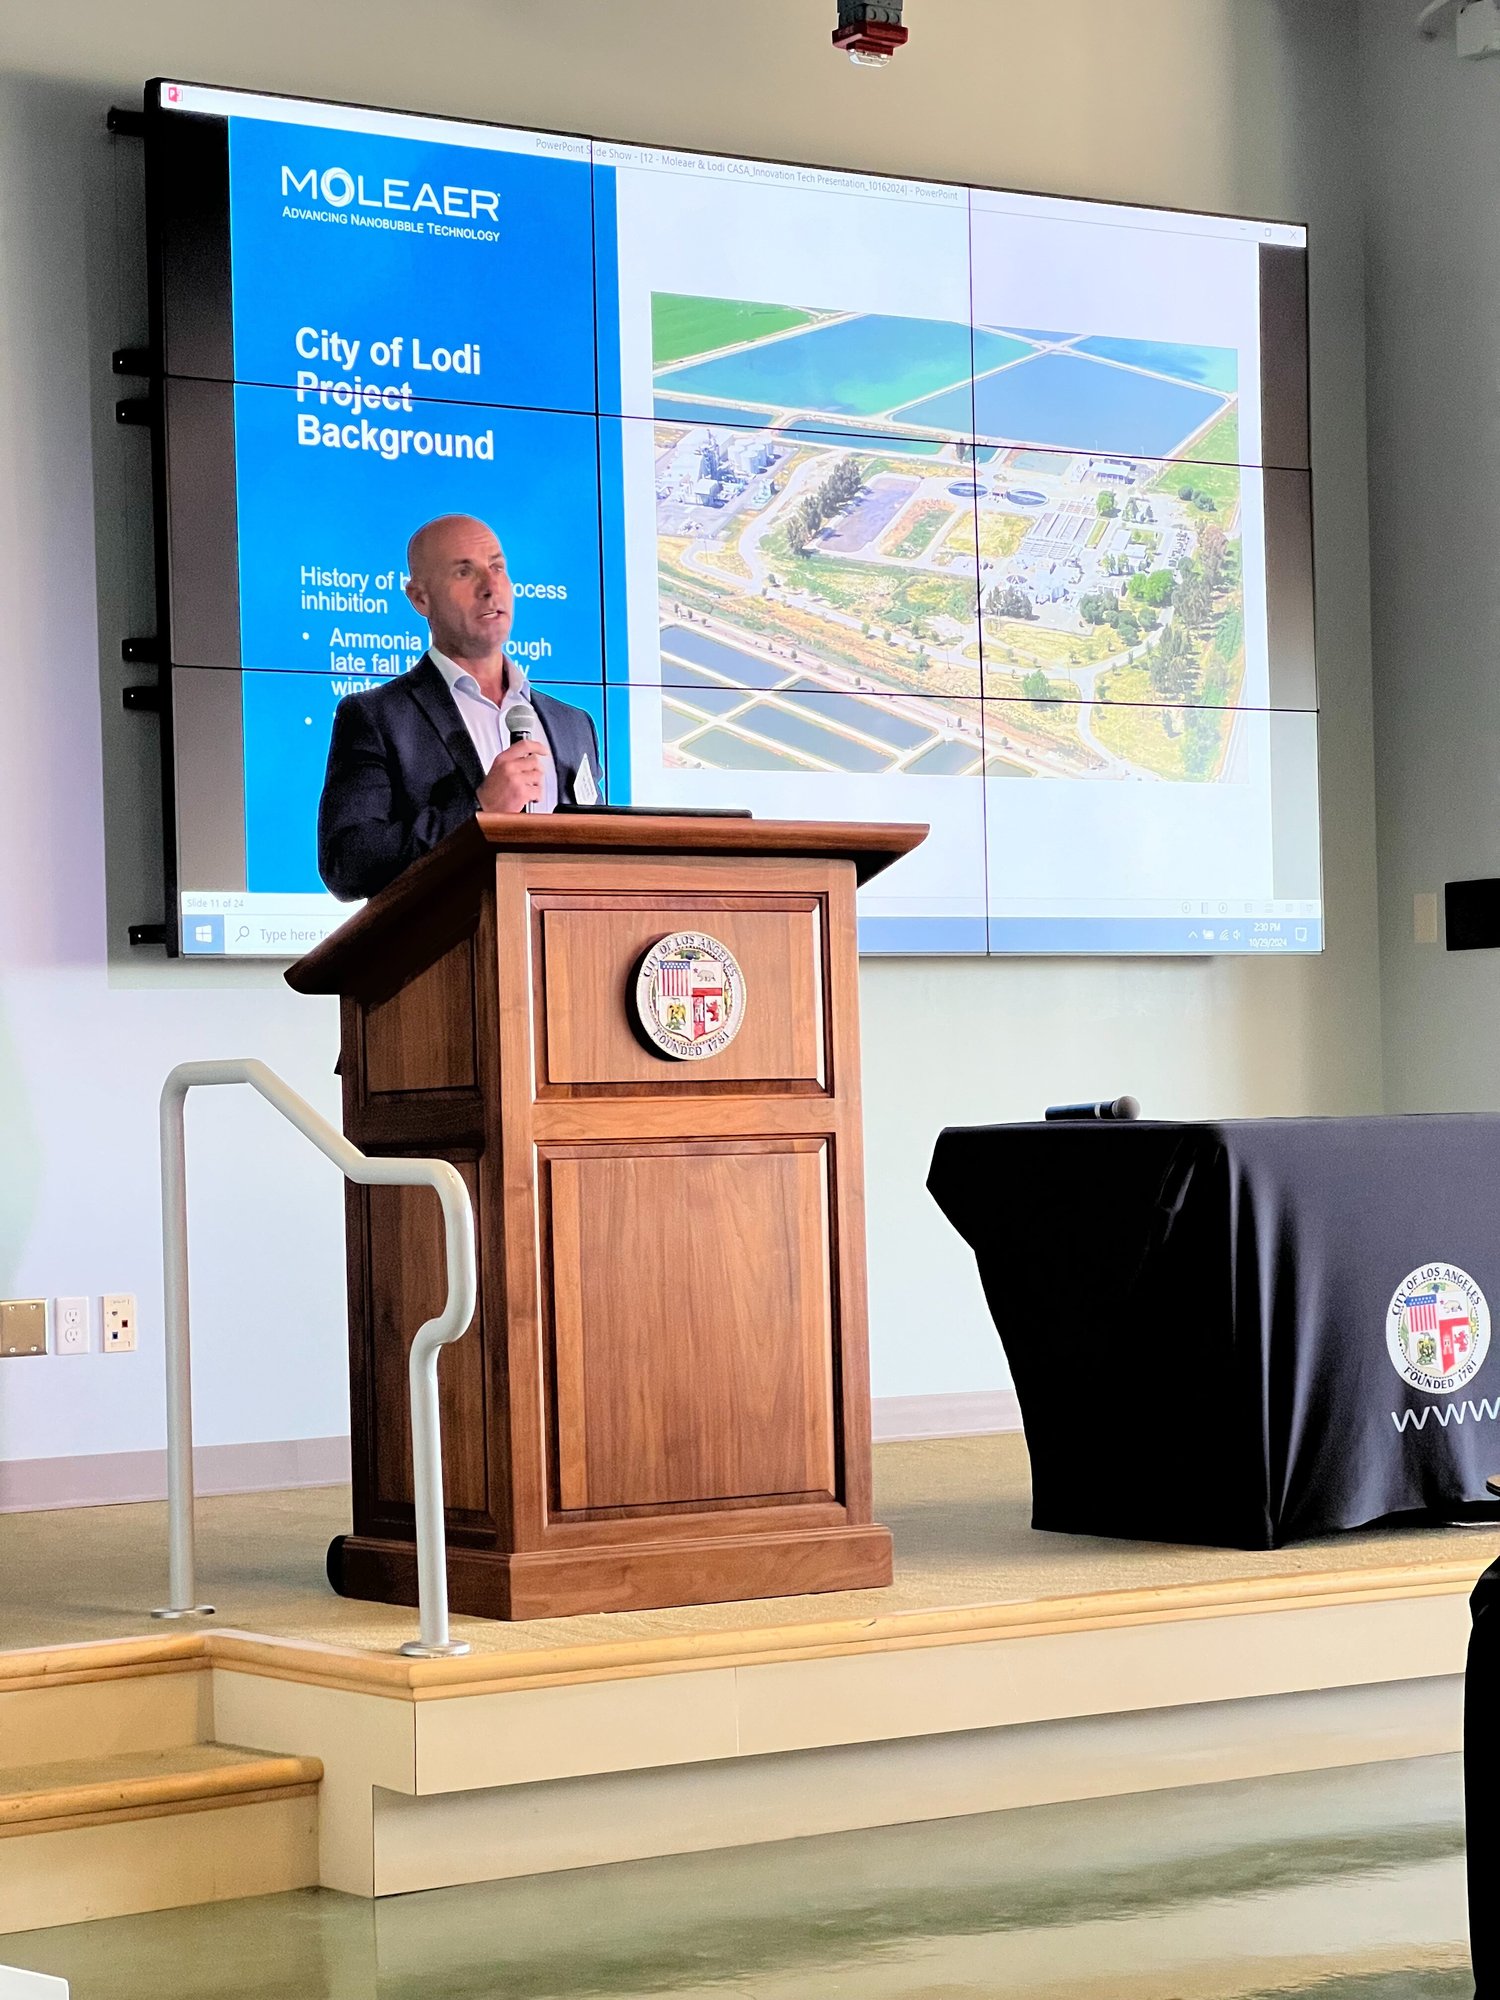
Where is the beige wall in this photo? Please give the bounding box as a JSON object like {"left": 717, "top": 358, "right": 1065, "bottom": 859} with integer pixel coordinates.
{"left": 0, "top": 0, "right": 1378, "bottom": 1438}
{"left": 1358, "top": 3, "right": 1500, "bottom": 1115}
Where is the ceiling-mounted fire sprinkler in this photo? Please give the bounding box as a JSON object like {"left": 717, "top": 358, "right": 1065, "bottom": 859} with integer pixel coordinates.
{"left": 833, "top": 0, "right": 909, "bottom": 66}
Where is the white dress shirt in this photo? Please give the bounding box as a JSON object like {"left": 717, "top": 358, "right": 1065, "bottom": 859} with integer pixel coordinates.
{"left": 429, "top": 647, "right": 558, "bottom": 813}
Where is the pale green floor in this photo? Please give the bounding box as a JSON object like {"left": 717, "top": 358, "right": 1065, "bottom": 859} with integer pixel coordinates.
{"left": 3, "top": 1755, "right": 1473, "bottom": 1999}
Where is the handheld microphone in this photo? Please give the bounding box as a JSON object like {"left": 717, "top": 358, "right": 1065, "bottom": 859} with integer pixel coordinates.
{"left": 507, "top": 700, "right": 541, "bottom": 815}
{"left": 1044, "top": 1096, "right": 1141, "bottom": 1123}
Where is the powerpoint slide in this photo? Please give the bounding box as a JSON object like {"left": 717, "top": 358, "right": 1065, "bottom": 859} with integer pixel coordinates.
{"left": 154, "top": 84, "right": 1320, "bottom": 958}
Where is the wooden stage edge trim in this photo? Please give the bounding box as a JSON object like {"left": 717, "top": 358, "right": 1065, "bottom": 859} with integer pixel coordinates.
{"left": 0, "top": 1756, "right": 324, "bottom": 1840}
{"left": 0, "top": 1556, "right": 1490, "bottom": 1699}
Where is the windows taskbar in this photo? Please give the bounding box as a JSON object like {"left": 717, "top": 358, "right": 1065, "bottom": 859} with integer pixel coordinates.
{"left": 980, "top": 915, "right": 1323, "bottom": 954}
{"left": 179, "top": 894, "right": 356, "bottom": 957}
{"left": 180, "top": 894, "right": 1322, "bottom": 960}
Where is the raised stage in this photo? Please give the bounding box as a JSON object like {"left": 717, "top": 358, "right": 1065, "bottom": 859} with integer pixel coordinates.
{"left": 0, "top": 1433, "right": 1494, "bottom": 1932}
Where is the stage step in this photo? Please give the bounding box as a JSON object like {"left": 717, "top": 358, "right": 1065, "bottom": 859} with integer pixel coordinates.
{"left": 0, "top": 1642, "right": 209, "bottom": 1764}
{"left": 0, "top": 1743, "right": 323, "bottom": 1833}
{"left": 0, "top": 1743, "right": 322, "bottom": 1935}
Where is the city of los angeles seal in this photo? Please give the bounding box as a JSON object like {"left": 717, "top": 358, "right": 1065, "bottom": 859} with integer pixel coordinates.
{"left": 1386, "top": 1262, "right": 1490, "bottom": 1395}
{"left": 634, "top": 933, "right": 746, "bottom": 1061}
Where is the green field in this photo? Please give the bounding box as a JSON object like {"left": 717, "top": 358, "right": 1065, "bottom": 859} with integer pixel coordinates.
{"left": 1151, "top": 406, "right": 1243, "bottom": 511}
{"left": 1093, "top": 696, "right": 1231, "bottom": 781}
{"left": 886, "top": 501, "right": 953, "bottom": 560}
{"left": 1095, "top": 658, "right": 1236, "bottom": 778}
{"left": 652, "top": 295, "right": 817, "bottom": 368}
{"left": 1184, "top": 404, "right": 1241, "bottom": 464}
{"left": 982, "top": 619, "right": 1116, "bottom": 669}
{"left": 777, "top": 544, "right": 974, "bottom": 629}
{"left": 978, "top": 511, "right": 1031, "bottom": 560}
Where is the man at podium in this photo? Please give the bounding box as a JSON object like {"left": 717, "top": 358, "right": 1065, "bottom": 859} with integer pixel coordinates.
{"left": 317, "top": 513, "right": 604, "bottom": 901}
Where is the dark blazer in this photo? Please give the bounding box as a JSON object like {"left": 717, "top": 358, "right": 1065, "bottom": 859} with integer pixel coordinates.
{"left": 317, "top": 654, "right": 603, "bottom": 902}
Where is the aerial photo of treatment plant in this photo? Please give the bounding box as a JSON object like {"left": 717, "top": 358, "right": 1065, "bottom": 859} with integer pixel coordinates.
{"left": 649, "top": 293, "right": 1247, "bottom": 785}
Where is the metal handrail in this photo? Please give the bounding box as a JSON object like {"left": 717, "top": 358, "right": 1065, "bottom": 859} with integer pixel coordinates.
{"left": 151, "top": 1059, "right": 477, "bottom": 1657}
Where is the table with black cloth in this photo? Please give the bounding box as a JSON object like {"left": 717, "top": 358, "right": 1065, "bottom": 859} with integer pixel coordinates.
{"left": 927, "top": 1116, "right": 1500, "bottom": 1550}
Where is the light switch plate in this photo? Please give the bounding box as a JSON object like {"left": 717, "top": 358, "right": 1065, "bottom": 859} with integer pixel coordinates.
{"left": 0, "top": 1299, "right": 48, "bottom": 1357}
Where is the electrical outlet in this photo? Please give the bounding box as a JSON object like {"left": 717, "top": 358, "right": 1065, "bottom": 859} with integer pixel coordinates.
{"left": 102, "top": 1294, "right": 137, "bottom": 1354}
{"left": 54, "top": 1296, "right": 92, "bottom": 1355}
{"left": 0, "top": 1299, "right": 49, "bottom": 1357}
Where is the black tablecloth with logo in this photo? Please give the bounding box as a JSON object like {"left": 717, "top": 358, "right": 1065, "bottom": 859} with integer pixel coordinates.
{"left": 927, "top": 1117, "right": 1500, "bottom": 1549}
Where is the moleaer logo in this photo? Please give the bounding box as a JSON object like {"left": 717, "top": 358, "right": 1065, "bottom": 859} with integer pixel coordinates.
{"left": 279, "top": 166, "right": 500, "bottom": 221}
{"left": 1386, "top": 1262, "right": 1490, "bottom": 1395}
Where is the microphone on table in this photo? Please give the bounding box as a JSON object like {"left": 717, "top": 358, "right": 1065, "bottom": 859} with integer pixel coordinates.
{"left": 1044, "top": 1096, "right": 1141, "bottom": 1122}
{"left": 507, "top": 700, "right": 542, "bottom": 815}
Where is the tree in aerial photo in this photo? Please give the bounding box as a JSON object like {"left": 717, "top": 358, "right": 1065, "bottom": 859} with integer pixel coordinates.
{"left": 984, "top": 583, "right": 1034, "bottom": 621}
{"left": 1149, "top": 616, "right": 1201, "bottom": 706}
{"left": 786, "top": 454, "right": 864, "bottom": 553}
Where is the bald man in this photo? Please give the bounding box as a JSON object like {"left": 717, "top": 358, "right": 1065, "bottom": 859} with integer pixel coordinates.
{"left": 317, "top": 515, "right": 603, "bottom": 901}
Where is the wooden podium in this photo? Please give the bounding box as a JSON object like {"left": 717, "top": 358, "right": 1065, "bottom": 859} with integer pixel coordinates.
{"left": 287, "top": 811, "right": 926, "bottom": 1619}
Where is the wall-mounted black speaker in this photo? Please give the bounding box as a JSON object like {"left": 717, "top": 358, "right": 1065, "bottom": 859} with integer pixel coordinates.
{"left": 1445, "top": 879, "right": 1500, "bottom": 950}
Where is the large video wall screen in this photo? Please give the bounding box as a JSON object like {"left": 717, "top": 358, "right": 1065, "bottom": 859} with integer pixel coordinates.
{"left": 146, "top": 80, "right": 1320, "bottom": 958}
